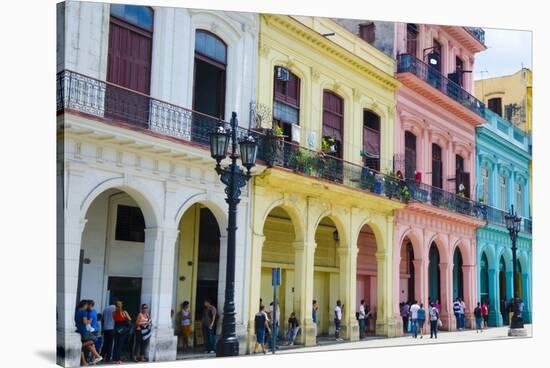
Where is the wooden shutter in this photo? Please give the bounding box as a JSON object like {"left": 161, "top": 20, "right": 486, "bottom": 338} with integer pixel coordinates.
{"left": 405, "top": 131, "right": 417, "bottom": 179}
{"left": 432, "top": 144, "right": 443, "bottom": 188}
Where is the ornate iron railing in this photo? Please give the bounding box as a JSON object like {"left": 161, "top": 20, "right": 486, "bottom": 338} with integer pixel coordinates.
{"left": 396, "top": 53, "right": 485, "bottom": 116}
{"left": 465, "top": 27, "right": 485, "bottom": 45}
{"left": 485, "top": 205, "right": 532, "bottom": 234}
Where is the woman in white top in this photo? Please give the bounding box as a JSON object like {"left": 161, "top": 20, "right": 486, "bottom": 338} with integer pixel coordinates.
{"left": 180, "top": 301, "right": 192, "bottom": 350}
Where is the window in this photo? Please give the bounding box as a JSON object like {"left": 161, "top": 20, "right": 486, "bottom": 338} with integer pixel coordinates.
{"left": 516, "top": 182, "right": 523, "bottom": 216}
{"left": 432, "top": 144, "right": 443, "bottom": 188}
{"left": 322, "top": 91, "right": 344, "bottom": 158}
{"left": 406, "top": 24, "right": 418, "bottom": 56}
{"left": 362, "top": 110, "right": 380, "bottom": 171}
{"left": 455, "top": 56, "right": 464, "bottom": 86}
{"left": 481, "top": 167, "right": 489, "bottom": 203}
{"left": 273, "top": 68, "right": 300, "bottom": 141}
{"left": 110, "top": 4, "right": 153, "bottom": 31}
{"left": 431, "top": 39, "right": 442, "bottom": 72}
{"left": 404, "top": 131, "right": 417, "bottom": 180}
{"left": 500, "top": 176, "right": 507, "bottom": 210}
{"left": 488, "top": 97, "right": 503, "bottom": 117}
{"left": 455, "top": 155, "right": 470, "bottom": 197}
{"left": 193, "top": 30, "right": 227, "bottom": 120}
{"left": 115, "top": 205, "right": 145, "bottom": 242}
{"left": 359, "top": 23, "right": 375, "bottom": 44}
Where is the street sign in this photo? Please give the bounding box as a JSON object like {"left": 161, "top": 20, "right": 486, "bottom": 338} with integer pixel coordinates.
{"left": 272, "top": 267, "right": 281, "bottom": 286}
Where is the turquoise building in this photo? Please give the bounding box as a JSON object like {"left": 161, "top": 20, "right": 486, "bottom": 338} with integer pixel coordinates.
{"left": 476, "top": 108, "right": 532, "bottom": 326}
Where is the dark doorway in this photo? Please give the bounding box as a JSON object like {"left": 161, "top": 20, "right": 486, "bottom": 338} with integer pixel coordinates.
{"left": 432, "top": 144, "right": 443, "bottom": 189}
{"left": 406, "top": 242, "right": 415, "bottom": 302}
{"left": 405, "top": 131, "right": 417, "bottom": 180}
{"left": 406, "top": 24, "right": 418, "bottom": 56}
{"left": 453, "top": 248, "right": 464, "bottom": 300}
{"left": 429, "top": 243, "right": 441, "bottom": 303}
{"left": 480, "top": 252, "right": 489, "bottom": 305}
{"left": 108, "top": 276, "right": 143, "bottom": 319}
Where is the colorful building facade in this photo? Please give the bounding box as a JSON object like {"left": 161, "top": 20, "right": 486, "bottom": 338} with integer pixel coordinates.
{"left": 475, "top": 107, "right": 532, "bottom": 326}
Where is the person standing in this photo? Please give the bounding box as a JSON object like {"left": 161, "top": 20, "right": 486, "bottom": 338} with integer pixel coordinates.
{"left": 133, "top": 304, "right": 152, "bottom": 362}
{"left": 334, "top": 300, "right": 344, "bottom": 341}
{"left": 312, "top": 300, "right": 319, "bottom": 337}
{"left": 459, "top": 298, "right": 466, "bottom": 329}
{"left": 180, "top": 301, "right": 192, "bottom": 351}
{"left": 417, "top": 303, "right": 426, "bottom": 338}
{"left": 500, "top": 299, "right": 507, "bottom": 325}
{"left": 86, "top": 300, "right": 101, "bottom": 356}
{"left": 101, "top": 304, "right": 116, "bottom": 362}
{"left": 400, "top": 302, "right": 410, "bottom": 334}
{"left": 434, "top": 299, "right": 441, "bottom": 313}
{"left": 481, "top": 301, "right": 489, "bottom": 329}
{"left": 453, "top": 298, "right": 461, "bottom": 330}
{"left": 429, "top": 303, "right": 439, "bottom": 339}
{"left": 409, "top": 300, "right": 420, "bottom": 338}
{"left": 285, "top": 312, "right": 300, "bottom": 346}
{"left": 202, "top": 299, "right": 217, "bottom": 354}
{"left": 268, "top": 301, "right": 280, "bottom": 351}
{"left": 75, "top": 300, "right": 103, "bottom": 365}
{"left": 358, "top": 299, "right": 366, "bottom": 339}
{"left": 253, "top": 305, "right": 270, "bottom": 354}
{"left": 474, "top": 302, "right": 483, "bottom": 333}
{"left": 113, "top": 300, "right": 132, "bottom": 364}
{"left": 508, "top": 298, "right": 515, "bottom": 327}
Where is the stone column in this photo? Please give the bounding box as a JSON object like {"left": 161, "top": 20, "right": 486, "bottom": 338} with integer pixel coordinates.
{"left": 338, "top": 246, "right": 359, "bottom": 341}
{"left": 374, "top": 216, "right": 397, "bottom": 337}
{"left": 413, "top": 259, "right": 427, "bottom": 307}
{"left": 294, "top": 240, "right": 317, "bottom": 346}
{"left": 462, "top": 264, "right": 476, "bottom": 329}
{"left": 487, "top": 268, "right": 503, "bottom": 326}
{"left": 439, "top": 262, "right": 455, "bottom": 331}
{"left": 141, "top": 226, "right": 179, "bottom": 362}
{"left": 246, "top": 233, "right": 265, "bottom": 353}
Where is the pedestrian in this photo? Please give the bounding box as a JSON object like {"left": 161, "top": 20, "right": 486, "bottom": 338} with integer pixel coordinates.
{"left": 459, "top": 298, "right": 466, "bottom": 329}
{"left": 75, "top": 300, "right": 103, "bottom": 365}
{"left": 481, "top": 301, "right": 489, "bottom": 329}
{"left": 334, "top": 300, "right": 344, "bottom": 341}
{"left": 429, "top": 303, "right": 439, "bottom": 339}
{"left": 202, "top": 298, "right": 217, "bottom": 354}
{"left": 285, "top": 312, "right": 300, "bottom": 346}
{"left": 180, "top": 301, "right": 192, "bottom": 351}
{"left": 268, "top": 301, "right": 280, "bottom": 351}
{"left": 133, "top": 304, "right": 152, "bottom": 362}
{"left": 113, "top": 300, "right": 132, "bottom": 364}
{"left": 312, "top": 300, "right": 319, "bottom": 336}
{"left": 358, "top": 299, "right": 366, "bottom": 339}
{"left": 409, "top": 300, "right": 420, "bottom": 338}
{"left": 474, "top": 302, "right": 483, "bottom": 333}
{"left": 101, "top": 304, "right": 116, "bottom": 362}
{"left": 518, "top": 298, "right": 525, "bottom": 321}
{"left": 508, "top": 298, "right": 515, "bottom": 326}
{"left": 434, "top": 299, "right": 441, "bottom": 313}
{"left": 254, "top": 305, "right": 270, "bottom": 354}
{"left": 417, "top": 303, "right": 426, "bottom": 338}
{"left": 400, "top": 302, "right": 410, "bottom": 334}
{"left": 86, "top": 300, "right": 101, "bottom": 355}
{"left": 364, "top": 305, "right": 373, "bottom": 334}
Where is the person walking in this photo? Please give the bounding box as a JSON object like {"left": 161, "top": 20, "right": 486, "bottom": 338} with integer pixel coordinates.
{"left": 180, "top": 301, "right": 192, "bottom": 351}
{"left": 75, "top": 300, "right": 103, "bottom": 365}
{"left": 358, "top": 299, "right": 367, "bottom": 339}
{"left": 417, "top": 303, "right": 426, "bottom": 338}
{"left": 253, "top": 305, "right": 270, "bottom": 354}
{"left": 202, "top": 298, "right": 217, "bottom": 354}
{"left": 101, "top": 304, "right": 116, "bottom": 362}
{"left": 400, "top": 302, "right": 410, "bottom": 334}
{"left": 112, "top": 300, "right": 132, "bottom": 364}
{"left": 334, "top": 300, "right": 344, "bottom": 341}
{"left": 481, "top": 301, "right": 489, "bottom": 329}
{"left": 474, "top": 302, "right": 483, "bottom": 333}
{"left": 508, "top": 298, "right": 515, "bottom": 327}
{"left": 285, "top": 312, "right": 300, "bottom": 346}
{"left": 133, "top": 304, "right": 152, "bottom": 362}
{"left": 409, "top": 300, "right": 420, "bottom": 338}
{"left": 429, "top": 303, "right": 439, "bottom": 339}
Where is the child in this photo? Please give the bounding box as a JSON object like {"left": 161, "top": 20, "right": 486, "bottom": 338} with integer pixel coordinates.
{"left": 180, "top": 301, "right": 192, "bottom": 350}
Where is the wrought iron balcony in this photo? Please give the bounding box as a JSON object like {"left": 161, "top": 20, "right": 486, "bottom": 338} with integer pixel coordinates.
{"left": 465, "top": 27, "right": 485, "bottom": 45}
{"left": 484, "top": 205, "right": 532, "bottom": 234}
{"left": 396, "top": 53, "right": 485, "bottom": 117}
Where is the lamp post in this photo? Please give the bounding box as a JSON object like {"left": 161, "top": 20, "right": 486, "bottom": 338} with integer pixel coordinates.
{"left": 209, "top": 112, "right": 258, "bottom": 357}
{"left": 504, "top": 204, "right": 523, "bottom": 331}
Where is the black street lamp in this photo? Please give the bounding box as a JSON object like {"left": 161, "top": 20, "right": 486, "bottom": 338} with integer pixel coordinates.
{"left": 209, "top": 112, "right": 258, "bottom": 357}
{"left": 504, "top": 204, "right": 523, "bottom": 329}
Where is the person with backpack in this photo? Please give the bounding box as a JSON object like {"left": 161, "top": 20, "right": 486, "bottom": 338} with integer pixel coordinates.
{"left": 254, "top": 305, "right": 270, "bottom": 354}
{"left": 429, "top": 303, "right": 439, "bottom": 339}
{"left": 474, "top": 302, "right": 483, "bottom": 333}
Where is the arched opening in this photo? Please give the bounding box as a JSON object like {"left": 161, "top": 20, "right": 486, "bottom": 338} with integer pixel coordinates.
{"left": 260, "top": 206, "right": 298, "bottom": 343}
{"left": 428, "top": 242, "right": 441, "bottom": 304}
{"left": 174, "top": 203, "right": 221, "bottom": 352}
{"left": 398, "top": 238, "right": 415, "bottom": 304}
{"left": 452, "top": 247, "right": 464, "bottom": 300}
{"left": 479, "top": 252, "right": 489, "bottom": 306}
{"left": 313, "top": 217, "right": 340, "bottom": 337}
{"left": 499, "top": 256, "right": 508, "bottom": 325}
{"left": 356, "top": 224, "right": 378, "bottom": 336}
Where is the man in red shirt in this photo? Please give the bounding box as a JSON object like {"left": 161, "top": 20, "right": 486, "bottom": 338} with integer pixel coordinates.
{"left": 481, "top": 301, "right": 489, "bottom": 329}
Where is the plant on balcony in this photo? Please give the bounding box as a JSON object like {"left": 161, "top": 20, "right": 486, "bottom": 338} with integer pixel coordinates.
{"left": 321, "top": 136, "right": 337, "bottom": 154}
{"left": 401, "top": 185, "right": 410, "bottom": 203}
{"left": 261, "top": 125, "right": 285, "bottom": 168}
{"left": 289, "top": 148, "right": 315, "bottom": 175}
{"left": 360, "top": 167, "right": 376, "bottom": 192}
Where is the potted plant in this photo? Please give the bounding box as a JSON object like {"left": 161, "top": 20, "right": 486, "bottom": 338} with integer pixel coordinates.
{"left": 261, "top": 124, "right": 285, "bottom": 167}
{"left": 321, "top": 136, "right": 337, "bottom": 154}
{"left": 289, "top": 148, "right": 314, "bottom": 175}
{"left": 401, "top": 185, "right": 410, "bottom": 203}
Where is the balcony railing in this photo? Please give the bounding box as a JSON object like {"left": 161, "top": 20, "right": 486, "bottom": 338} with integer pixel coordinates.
{"left": 465, "top": 27, "right": 485, "bottom": 45}
{"left": 396, "top": 53, "right": 485, "bottom": 116}
{"left": 482, "top": 107, "right": 530, "bottom": 152}
{"left": 58, "top": 70, "right": 533, "bottom": 234}
{"left": 485, "top": 205, "right": 532, "bottom": 234}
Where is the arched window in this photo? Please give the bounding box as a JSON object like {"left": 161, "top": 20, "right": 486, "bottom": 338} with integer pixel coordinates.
{"left": 273, "top": 67, "right": 300, "bottom": 142}
{"left": 404, "top": 131, "right": 417, "bottom": 180}
{"left": 322, "top": 90, "right": 344, "bottom": 159}
{"left": 193, "top": 30, "right": 227, "bottom": 120}
{"left": 362, "top": 110, "right": 380, "bottom": 171}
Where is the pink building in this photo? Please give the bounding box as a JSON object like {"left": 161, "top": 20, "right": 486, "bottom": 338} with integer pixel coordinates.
{"left": 391, "top": 23, "right": 487, "bottom": 332}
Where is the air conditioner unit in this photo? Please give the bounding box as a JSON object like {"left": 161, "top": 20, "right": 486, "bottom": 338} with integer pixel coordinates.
{"left": 275, "top": 66, "right": 290, "bottom": 82}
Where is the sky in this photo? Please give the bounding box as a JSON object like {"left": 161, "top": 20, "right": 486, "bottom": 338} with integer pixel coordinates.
{"left": 473, "top": 28, "right": 532, "bottom": 80}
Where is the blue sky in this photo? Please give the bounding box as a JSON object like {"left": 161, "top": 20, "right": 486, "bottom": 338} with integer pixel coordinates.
{"left": 474, "top": 28, "right": 532, "bottom": 80}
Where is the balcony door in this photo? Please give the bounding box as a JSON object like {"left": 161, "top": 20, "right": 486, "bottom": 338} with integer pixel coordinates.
{"left": 322, "top": 90, "right": 344, "bottom": 159}
{"left": 362, "top": 110, "right": 380, "bottom": 171}
{"left": 106, "top": 5, "right": 153, "bottom": 128}
{"left": 406, "top": 24, "right": 418, "bottom": 56}
{"left": 455, "top": 154, "right": 470, "bottom": 198}
{"left": 273, "top": 68, "right": 300, "bottom": 142}
{"left": 404, "top": 131, "right": 417, "bottom": 180}
{"left": 432, "top": 143, "right": 443, "bottom": 189}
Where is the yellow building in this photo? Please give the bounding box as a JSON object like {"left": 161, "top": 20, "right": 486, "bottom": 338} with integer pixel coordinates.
{"left": 475, "top": 68, "right": 532, "bottom": 132}
{"left": 247, "top": 14, "right": 403, "bottom": 352}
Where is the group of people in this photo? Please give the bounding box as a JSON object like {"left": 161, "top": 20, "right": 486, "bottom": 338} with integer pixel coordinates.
{"left": 74, "top": 299, "right": 151, "bottom": 365}
{"left": 500, "top": 298, "right": 526, "bottom": 326}
{"left": 177, "top": 298, "right": 218, "bottom": 354}
{"left": 400, "top": 300, "right": 442, "bottom": 339}
{"left": 253, "top": 299, "right": 302, "bottom": 354}
{"left": 357, "top": 299, "right": 374, "bottom": 339}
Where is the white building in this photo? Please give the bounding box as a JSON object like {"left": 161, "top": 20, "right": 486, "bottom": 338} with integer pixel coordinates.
{"left": 57, "top": 1, "right": 259, "bottom": 366}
